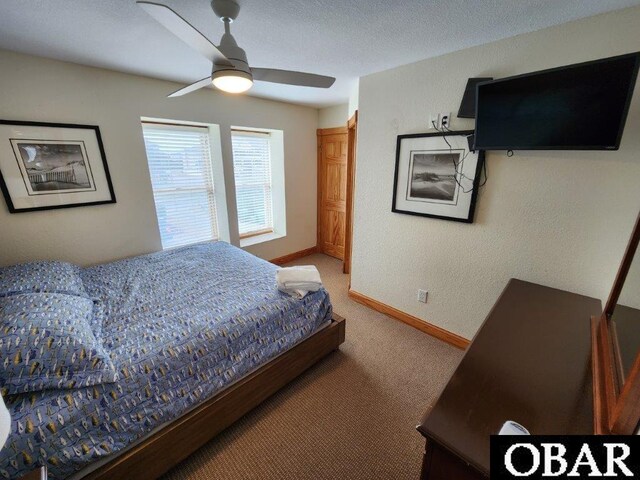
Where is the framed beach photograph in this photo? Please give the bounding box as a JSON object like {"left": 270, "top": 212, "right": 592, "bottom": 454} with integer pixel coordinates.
{"left": 392, "top": 131, "right": 484, "bottom": 223}
{"left": 0, "top": 120, "right": 115, "bottom": 213}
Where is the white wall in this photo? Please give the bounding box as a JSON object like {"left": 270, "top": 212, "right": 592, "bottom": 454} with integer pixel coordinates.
{"left": 351, "top": 6, "right": 640, "bottom": 340}
{"left": 348, "top": 81, "right": 359, "bottom": 118}
{"left": 0, "top": 50, "right": 319, "bottom": 266}
{"left": 318, "top": 104, "right": 349, "bottom": 128}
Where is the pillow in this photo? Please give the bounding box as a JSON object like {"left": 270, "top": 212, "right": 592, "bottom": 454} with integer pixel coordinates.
{"left": 0, "top": 293, "right": 118, "bottom": 395}
{"left": 0, "top": 261, "right": 87, "bottom": 298}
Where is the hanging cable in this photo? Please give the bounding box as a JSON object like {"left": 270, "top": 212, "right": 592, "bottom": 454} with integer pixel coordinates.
{"left": 430, "top": 120, "right": 482, "bottom": 194}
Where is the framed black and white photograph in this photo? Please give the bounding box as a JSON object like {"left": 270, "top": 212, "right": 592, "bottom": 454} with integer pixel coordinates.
{"left": 392, "top": 131, "right": 484, "bottom": 223}
{"left": 0, "top": 120, "right": 115, "bottom": 213}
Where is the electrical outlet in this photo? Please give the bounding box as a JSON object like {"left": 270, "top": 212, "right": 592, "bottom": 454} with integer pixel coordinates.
{"left": 417, "top": 289, "right": 428, "bottom": 303}
{"left": 428, "top": 112, "right": 451, "bottom": 130}
{"left": 440, "top": 112, "right": 450, "bottom": 129}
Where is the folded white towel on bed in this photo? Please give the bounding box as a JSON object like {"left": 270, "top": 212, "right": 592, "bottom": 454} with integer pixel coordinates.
{"left": 276, "top": 265, "right": 322, "bottom": 298}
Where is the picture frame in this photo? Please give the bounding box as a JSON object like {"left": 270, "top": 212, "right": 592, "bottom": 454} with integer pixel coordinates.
{"left": 0, "top": 120, "right": 116, "bottom": 213}
{"left": 392, "top": 130, "right": 484, "bottom": 223}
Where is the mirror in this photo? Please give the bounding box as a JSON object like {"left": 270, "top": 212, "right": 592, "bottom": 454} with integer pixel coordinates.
{"left": 609, "top": 242, "right": 640, "bottom": 387}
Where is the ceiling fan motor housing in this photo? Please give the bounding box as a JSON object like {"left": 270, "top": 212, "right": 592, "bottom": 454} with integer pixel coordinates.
{"left": 214, "top": 31, "right": 252, "bottom": 77}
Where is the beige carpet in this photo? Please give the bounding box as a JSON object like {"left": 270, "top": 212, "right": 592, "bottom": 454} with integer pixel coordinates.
{"left": 162, "top": 254, "right": 464, "bottom": 480}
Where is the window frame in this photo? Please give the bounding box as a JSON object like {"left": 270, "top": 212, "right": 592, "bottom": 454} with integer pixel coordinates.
{"left": 231, "top": 128, "right": 276, "bottom": 240}
{"left": 141, "top": 120, "right": 222, "bottom": 250}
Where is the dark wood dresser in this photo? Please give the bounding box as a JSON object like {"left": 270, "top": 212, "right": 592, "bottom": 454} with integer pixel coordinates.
{"left": 417, "top": 279, "right": 602, "bottom": 479}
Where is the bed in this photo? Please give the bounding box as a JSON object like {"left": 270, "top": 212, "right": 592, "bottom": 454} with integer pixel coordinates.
{"left": 0, "top": 242, "right": 345, "bottom": 480}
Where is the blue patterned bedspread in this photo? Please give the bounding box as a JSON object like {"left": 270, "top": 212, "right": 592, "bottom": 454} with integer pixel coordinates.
{"left": 0, "top": 242, "right": 332, "bottom": 479}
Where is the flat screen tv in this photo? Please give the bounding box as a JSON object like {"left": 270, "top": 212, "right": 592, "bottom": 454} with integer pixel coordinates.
{"left": 474, "top": 52, "right": 640, "bottom": 150}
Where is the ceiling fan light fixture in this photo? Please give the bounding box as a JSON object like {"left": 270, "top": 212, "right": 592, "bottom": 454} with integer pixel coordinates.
{"left": 212, "top": 70, "right": 253, "bottom": 93}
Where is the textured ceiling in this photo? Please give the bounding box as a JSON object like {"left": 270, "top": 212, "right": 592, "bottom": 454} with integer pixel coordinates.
{"left": 0, "top": 0, "right": 638, "bottom": 107}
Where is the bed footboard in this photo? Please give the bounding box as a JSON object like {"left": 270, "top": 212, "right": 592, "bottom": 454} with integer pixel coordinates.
{"left": 83, "top": 313, "right": 346, "bottom": 480}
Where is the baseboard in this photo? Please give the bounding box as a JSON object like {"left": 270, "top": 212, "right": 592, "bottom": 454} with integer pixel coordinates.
{"left": 269, "top": 246, "right": 318, "bottom": 265}
{"left": 348, "top": 289, "right": 470, "bottom": 350}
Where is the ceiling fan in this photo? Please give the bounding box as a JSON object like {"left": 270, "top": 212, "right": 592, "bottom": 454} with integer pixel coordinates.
{"left": 137, "top": 0, "right": 336, "bottom": 97}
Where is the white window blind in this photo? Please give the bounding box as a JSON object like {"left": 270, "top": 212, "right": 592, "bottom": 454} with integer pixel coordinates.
{"left": 231, "top": 130, "right": 273, "bottom": 238}
{"left": 142, "top": 122, "right": 219, "bottom": 249}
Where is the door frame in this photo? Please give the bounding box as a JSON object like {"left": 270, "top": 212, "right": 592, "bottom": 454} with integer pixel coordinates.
{"left": 343, "top": 111, "right": 358, "bottom": 274}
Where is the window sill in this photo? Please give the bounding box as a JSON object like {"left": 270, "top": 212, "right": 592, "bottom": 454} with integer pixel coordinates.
{"left": 240, "top": 231, "right": 285, "bottom": 247}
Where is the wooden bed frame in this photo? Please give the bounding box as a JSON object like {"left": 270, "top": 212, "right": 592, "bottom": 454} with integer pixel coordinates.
{"left": 82, "top": 314, "right": 345, "bottom": 480}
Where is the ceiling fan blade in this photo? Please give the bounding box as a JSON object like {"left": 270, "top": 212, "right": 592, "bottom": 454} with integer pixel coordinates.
{"left": 137, "top": 1, "right": 232, "bottom": 67}
{"left": 168, "top": 76, "right": 213, "bottom": 97}
{"left": 251, "top": 68, "right": 336, "bottom": 88}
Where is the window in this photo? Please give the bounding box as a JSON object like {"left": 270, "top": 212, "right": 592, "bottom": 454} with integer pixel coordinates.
{"left": 231, "top": 130, "right": 274, "bottom": 238}
{"left": 142, "top": 122, "right": 219, "bottom": 249}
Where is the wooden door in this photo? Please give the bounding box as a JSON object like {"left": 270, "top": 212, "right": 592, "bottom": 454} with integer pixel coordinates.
{"left": 317, "top": 127, "right": 348, "bottom": 260}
